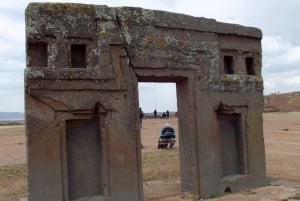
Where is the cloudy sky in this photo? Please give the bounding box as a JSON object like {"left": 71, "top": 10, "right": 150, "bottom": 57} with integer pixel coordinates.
{"left": 0, "top": 0, "right": 299, "bottom": 113}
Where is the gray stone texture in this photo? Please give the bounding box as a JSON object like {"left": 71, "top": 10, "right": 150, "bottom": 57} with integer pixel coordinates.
{"left": 25, "top": 3, "right": 266, "bottom": 201}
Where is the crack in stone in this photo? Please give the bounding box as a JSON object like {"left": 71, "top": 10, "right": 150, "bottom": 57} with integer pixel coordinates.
{"left": 115, "top": 11, "right": 134, "bottom": 69}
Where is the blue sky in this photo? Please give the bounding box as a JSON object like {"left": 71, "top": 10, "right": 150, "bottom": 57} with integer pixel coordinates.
{"left": 0, "top": 0, "right": 299, "bottom": 112}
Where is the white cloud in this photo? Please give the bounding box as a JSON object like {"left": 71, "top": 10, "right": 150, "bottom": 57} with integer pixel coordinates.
{"left": 262, "top": 36, "right": 300, "bottom": 71}
{"left": 138, "top": 83, "right": 177, "bottom": 113}
{"left": 0, "top": 15, "right": 25, "bottom": 45}
{"left": 263, "top": 69, "right": 300, "bottom": 94}
{"left": 0, "top": 89, "right": 24, "bottom": 112}
{"left": 0, "top": 0, "right": 300, "bottom": 112}
{"left": 262, "top": 35, "right": 300, "bottom": 94}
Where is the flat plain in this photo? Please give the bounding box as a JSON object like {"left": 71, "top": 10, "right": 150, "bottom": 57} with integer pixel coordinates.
{"left": 0, "top": 112, "right": 300, "bottom": 200}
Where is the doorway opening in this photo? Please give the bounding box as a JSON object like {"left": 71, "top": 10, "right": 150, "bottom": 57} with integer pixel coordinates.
{"left": 138, "top": 82, "right": 181, "bottom": 200}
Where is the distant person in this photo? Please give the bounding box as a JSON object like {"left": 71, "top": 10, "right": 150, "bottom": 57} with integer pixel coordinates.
{"left": 160, "top": 112, "right": 167, "bottom": 119}
{"left": 139, "top": 107, "right": 144, "bottom": 128}
{"left": 154, "top": 109, "right": 157, "bottom": 118}
{"left": 166, "top": 110, "right": 169, "bottom": 118}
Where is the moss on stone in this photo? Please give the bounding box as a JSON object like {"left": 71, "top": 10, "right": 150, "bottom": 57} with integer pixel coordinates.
{"left": 43, "top": 3, "right": 94, "bottom": 15}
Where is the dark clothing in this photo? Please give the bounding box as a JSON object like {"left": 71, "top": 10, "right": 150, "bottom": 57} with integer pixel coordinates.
{"left": 160, "top": 126, "right": 176, "bottom": 139}
{"left": 139, "top": 108, "right": 144, "bottom": 127}
{"left": 161, "top": 112, "right": 167, "bottom": 118}
{"left": 158, "top": 126, "right": 176, "bottom": 149}
{"left": 139, "top": 110, "right": 144, "bottom": 119}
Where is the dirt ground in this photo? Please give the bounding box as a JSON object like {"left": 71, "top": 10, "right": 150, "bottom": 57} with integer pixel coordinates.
{"left": 0, "top": 112, "right": 300, "bottom": 200}
{"left": 0, "top": 125, "right": 26, "bottom": 167}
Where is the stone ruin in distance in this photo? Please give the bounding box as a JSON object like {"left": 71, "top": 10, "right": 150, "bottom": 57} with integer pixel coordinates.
{"left": 25, "top": 3, "right": 266, "bottom": 201}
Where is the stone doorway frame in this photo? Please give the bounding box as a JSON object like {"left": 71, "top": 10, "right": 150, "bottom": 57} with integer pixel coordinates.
{"left": 136, "top": 70, "right": 201, "bottom": 197}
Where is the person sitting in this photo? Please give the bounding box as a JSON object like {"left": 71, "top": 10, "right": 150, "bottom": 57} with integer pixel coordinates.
{"left": 160, "top": 112, "right": 167, "bottom": 119}
{"left": 158, "top": 123, "right": 176, "bottom": 149}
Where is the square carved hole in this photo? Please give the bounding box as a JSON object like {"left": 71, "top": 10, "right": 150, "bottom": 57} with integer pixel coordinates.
{"left": 245, "top": 57, "right": 256, "bottom": 75}
{"left": 223, "top": 55, "right": 234, "bottom": 74}
{"left": 28, "top": 43, "right": 47, "bottom": 67}
{"left": 71, "top": 44, "right": 86, "bottom": 68}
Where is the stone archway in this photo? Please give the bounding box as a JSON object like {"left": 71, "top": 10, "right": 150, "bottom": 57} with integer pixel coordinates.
{"left": 25, "top": 3, "right": 266, "bottom": 201}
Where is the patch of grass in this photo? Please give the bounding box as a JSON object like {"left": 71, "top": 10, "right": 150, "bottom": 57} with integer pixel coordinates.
{"left": 281, "top": 194, "right": 300, "bottom": 201}
{"left": 0, "top": 164, "right": 27, "bottom": 199}
{"left": 0, "top": 164, "right": 26, "bottom": 180}
{"left": 0, "top": 125, "right": 24, "bottom": 130}
{"left": 289, "top": 194, "right": 300, "bottom": 200}
{"left": 1, "top": 150, "right": 179, "bottom": 198}
{"left": 142, "top": 149, "right": 180, "bottom": 181}
{"left": 243, "top": 189, "right": 257, "bottom": 195}
{"left": 210, "top": 193, "right": 220, "bottom": 198}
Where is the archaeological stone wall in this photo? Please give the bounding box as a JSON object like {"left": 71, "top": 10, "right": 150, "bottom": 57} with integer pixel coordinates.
{"left": 25, "top": 3, "right": 266, "bottom": 201}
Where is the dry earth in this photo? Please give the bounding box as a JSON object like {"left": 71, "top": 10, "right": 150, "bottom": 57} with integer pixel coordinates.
{"left": 0, "top": 112, "right": 300, "bottom": 200}
{"left": 0, "top": 125, "right": 26, "bottom": 166}
{"left": 264, "top": 91, "right": 300, "bottom": 112}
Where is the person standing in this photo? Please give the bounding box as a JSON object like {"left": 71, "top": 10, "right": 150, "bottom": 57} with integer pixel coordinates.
{"left": 154, "top": 109, "right": 157, "bottom": 118}
{"left": 139, "top": 107, "right": 144, "bottom": 128}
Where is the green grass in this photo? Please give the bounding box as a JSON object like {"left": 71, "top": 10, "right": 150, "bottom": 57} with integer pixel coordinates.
{"left": 0, "top": 164, "right": 26, "bottom": 180}
{"left": 289, "top": 194, "right": 300, "bottom": 200}
{"left": 210, "top": 193, "right": 220, "bottom": 198}
{"left": 142, "top": 149, "right": 180, "bottom": 181}
{"left": 281, "top": 194, "right": 300, "bottom": 201}
{"left": 0, "top": 164, "right": 27, "bottom": 198}
{"left": 0, "top": 150, "right": 180, "bottom": 198}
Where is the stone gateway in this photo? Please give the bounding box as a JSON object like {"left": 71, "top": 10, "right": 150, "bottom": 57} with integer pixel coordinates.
{"left": 25, "top": 3, "right": 266, "bottom": 201}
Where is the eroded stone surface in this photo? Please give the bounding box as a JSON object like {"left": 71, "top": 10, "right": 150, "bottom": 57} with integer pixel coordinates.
{"left": 25, "top": 3, "right": 266, "bottom": 201}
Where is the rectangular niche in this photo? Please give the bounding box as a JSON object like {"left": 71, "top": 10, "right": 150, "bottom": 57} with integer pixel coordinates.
{"left": 71, "top": 44, "right": 86, "bottom": 68}
{"left": 245, "top": 57, "right": 256, "bottom": 75}
{"left": 66, "top": 118, "right": 103, "bottom": 201}
{"left": 28, "top": 43, "right": 47, "bottom": 67}
{"left": 223, "top": 55, "right": 234, "bottom": 74}
{"left": 218, "top": 113, "right": 244, "bottom": 177}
